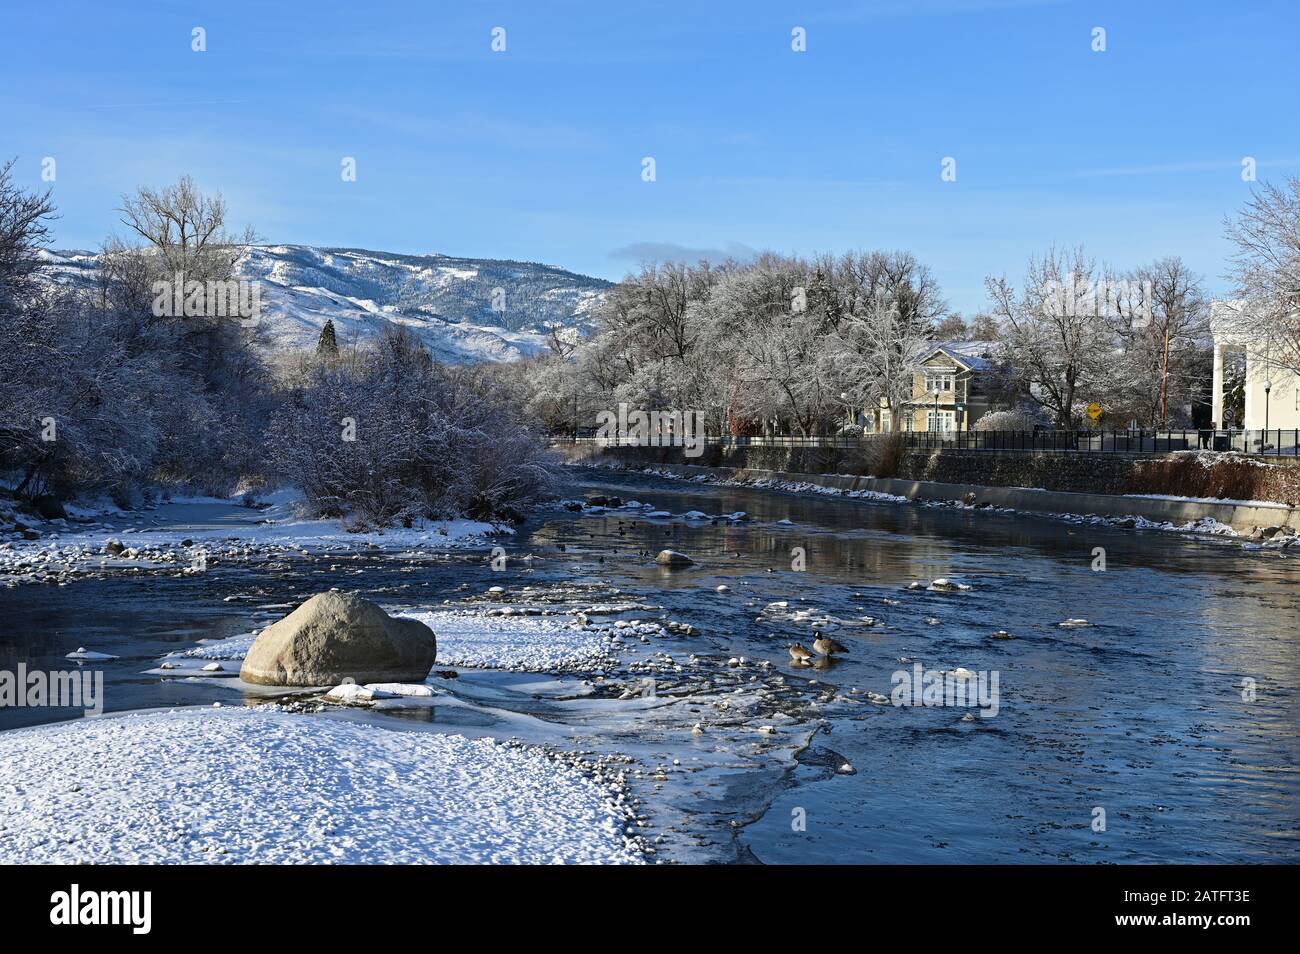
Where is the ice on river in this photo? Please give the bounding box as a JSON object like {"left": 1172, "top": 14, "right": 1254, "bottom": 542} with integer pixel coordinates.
{"left": 0, "top": 707, "right": 643, "bottom": 864}
{"left": 398, "top": 610, "right": 619, "bottom": 671}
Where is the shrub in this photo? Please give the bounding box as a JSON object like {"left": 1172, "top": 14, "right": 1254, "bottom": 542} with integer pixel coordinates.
{"left": 973, "top": 409, "right": 1040, "bottom": 431}
{"left": 1132, "top": 452, "right": 1267, "bottom": 500}
{"left": 267, "top": 327, "right": 554, "bottom": 528}
{"left": 850, "top": 432, "right": 908, "bottom": 477}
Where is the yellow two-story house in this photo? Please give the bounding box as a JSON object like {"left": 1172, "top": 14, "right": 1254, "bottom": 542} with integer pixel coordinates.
{"left": 866, "top": 342, "right": 1001, "bottom": 433}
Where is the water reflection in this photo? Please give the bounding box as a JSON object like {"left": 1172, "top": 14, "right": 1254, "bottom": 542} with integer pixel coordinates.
{"left": 1, "top": 468, "right": 1296, "bottom": 863}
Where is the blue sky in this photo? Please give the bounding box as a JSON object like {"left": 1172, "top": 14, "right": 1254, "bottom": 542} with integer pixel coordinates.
{"left": 3, "top": 0, "right": 1298, "bottom": 313}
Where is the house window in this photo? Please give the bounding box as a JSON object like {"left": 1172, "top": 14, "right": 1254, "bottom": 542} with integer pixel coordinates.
{"left": 927, "top": 410, "right": 955, "bottom": 432}
{"left": 924, "top": 372, "right": 955, "bottom": 393}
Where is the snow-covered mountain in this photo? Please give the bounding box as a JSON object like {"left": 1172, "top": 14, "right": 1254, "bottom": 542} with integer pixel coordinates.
{"left": 40, "top": 245, "right": 611, "bottom": 362}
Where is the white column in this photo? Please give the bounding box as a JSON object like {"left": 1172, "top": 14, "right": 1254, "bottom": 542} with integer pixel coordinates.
{"left": 1212, "top": 343, "right": 1224, "bottom": 428}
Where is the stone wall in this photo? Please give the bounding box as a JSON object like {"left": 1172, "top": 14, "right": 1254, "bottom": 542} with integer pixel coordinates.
{"left": 895, "top": 450, "right": 1140, "bottom": 495}
{"left": 558, "top": 442, "right": 1300, "bottom": 506}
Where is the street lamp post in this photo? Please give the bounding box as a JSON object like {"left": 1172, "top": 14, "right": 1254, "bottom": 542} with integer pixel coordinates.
{"left": 1265, "top": 380, "right": 1272, "bottom": 446}
{"left": 933, "top": 384, "right": 941, "bottom": 435}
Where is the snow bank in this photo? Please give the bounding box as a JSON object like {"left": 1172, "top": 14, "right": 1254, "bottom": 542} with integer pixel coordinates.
{"left": 0, "top": 707, "right": 643, "bottom": 864}
{"left": 1, "top": 488, "right": 508, "bottom": 585}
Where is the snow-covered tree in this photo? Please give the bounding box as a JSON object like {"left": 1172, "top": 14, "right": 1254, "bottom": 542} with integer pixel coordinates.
{"left": 986, "top": 246, "right": 1116, "bottom": 427}
{"left": 1223, "top": 175, "right": 1300, "bottom": 376}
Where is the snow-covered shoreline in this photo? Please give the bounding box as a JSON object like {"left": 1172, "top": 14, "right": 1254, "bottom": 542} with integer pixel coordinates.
{"left": 0, "top": 706, "right": 645, "bottom": 864}
{"left": 570, "top": 460, "right": 1300, "bottom": 546}
{"left": 0, "top": 488, "right": 511, "bottom": 586}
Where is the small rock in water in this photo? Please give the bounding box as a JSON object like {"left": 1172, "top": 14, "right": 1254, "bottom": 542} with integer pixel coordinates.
{"left": 1058, "top": 618, "right": 1091, "bottom": 628}
{"left": 928, "top": 578, "right": 971, "bottom": 593}
{"left": 324, "top": 683, "right": 377, "bottom": 704}
{"left": 66, "top": 647, "right": 119, "bottom": 661}
{"left": 655, "top": 549, "right": 694, "bottom": 567}
{"left": 715, "top": 584, "right": 730, "bottom": 593}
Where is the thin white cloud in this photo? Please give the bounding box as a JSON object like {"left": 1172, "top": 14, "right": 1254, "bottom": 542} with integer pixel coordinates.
{"left": 609, "top": 240, "right": 758, "bottom": 265}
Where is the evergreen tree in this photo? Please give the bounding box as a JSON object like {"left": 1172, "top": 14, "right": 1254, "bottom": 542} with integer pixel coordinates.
{"left": 316, "top": 319, "right": 339, "bottom": 356}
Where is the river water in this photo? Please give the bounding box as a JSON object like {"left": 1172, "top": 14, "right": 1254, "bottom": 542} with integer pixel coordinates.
{"left": 2, "top": 467, "right": 1297, "bottom": 863}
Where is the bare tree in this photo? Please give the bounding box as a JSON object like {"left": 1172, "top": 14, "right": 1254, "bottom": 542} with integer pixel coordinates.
{"left": 967, "top": 312, "right": 1000, "bottom": 341}
{"left": 117, "top": 175, "right": 252, "bottom": 285}
{"left": 825, "top": 291, "right": 933, "bottom": 431}
{"left": 987, "top": 246, "right": 1115, "bottom": 427}
{"left": 1113, "top": 257, "right": 1210, "bottom": 426}
{"left": 934, "top": 313, "right": 968, "bottom": 340}
{"left": 0, "top": 158, "right": 55, "bottom": 311}
{"left": 1223, "top": 175, "right": 1300, "bottom": 375}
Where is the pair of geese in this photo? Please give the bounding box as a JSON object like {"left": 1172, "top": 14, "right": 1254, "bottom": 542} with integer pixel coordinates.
{"left": 789, "top": 631, "right": 848, "bottom": 665}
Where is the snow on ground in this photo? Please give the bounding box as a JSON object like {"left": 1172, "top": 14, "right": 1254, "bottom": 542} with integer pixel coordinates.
{"left": 398, "top": 610, "right": 619, "bottom": 671}
{"left": 0, "top": 707, "right": 643, "bottom": 864}
{"left": 166, "top": 632, "right": 260, "bottom": 661}
{"left": 150, "top": 605, "right": 622, "bottom": 675}
{"left": 0, "top": 488, "right": 508, "bottom": 585}
{"left": 1124, "top": 492, "right": 1292, "bottom": 507}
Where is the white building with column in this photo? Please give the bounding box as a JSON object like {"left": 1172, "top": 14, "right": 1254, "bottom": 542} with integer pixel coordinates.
{"left": 1210, "top": 300, "right": 1300, "bottom": 431}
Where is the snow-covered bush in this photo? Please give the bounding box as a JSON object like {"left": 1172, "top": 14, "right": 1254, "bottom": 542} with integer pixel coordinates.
{"left": 972, "top": 409, "right": 1040, "bottom": 432}
{"left": 1, "top": 166, "right": 273, "bottom": 503}
{"left": 268, "top": 327, "right": 553, "bottom": 528}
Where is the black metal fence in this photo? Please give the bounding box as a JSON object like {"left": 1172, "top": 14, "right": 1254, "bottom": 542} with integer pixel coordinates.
{"left": 554, "top": 429, "right": 1300, "bottom": 458}
{"left": 906, "top": 429, "right": 1300, "bottom": 456}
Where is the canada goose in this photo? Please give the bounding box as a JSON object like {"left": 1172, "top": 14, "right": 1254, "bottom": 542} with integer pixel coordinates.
{"left": 788, "top": 643, "right": 814, "bottom": 665}
{"left": 813, "top": 633, "right": 849, "bottom": 656}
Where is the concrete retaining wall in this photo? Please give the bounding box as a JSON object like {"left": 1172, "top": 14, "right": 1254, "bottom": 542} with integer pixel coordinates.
{"left": 559, "top": 445, "right": 1300, "bottom": 531}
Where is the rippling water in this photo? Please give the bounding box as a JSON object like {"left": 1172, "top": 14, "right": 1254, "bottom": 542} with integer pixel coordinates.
{"left": 2, "top": 468, "right": 1297, "bottom": 863}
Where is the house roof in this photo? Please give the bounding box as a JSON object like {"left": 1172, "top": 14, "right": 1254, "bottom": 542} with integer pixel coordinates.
{"left": 925, "top": 340, "right": 996, "bottom": 372}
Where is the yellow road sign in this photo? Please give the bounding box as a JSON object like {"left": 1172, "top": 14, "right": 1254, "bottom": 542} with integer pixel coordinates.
{"left": 1086, "top": 402, "right": 1103, "bottom": 422}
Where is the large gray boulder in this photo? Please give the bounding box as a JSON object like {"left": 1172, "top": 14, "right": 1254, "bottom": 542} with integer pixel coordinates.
{"left": 239, "top": 592, "right": 437, "bottom": 687}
